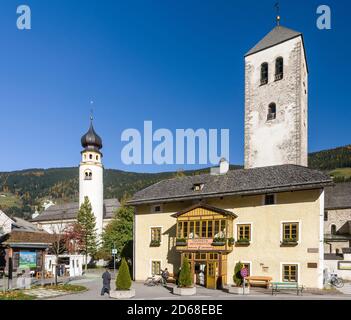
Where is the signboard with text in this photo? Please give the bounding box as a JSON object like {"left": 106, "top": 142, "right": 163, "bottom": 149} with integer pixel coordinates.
{"left": 187, "top": 239, "right": 214, "bottom": 251}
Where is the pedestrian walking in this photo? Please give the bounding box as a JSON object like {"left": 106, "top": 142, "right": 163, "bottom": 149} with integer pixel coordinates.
{"left": 101, "top": 268, "right": 111, "bottom": 296}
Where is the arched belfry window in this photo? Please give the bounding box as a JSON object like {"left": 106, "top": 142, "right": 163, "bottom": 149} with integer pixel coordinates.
{"left": 260, "top": 62, "right": 268, "bottom": 85}
{"left": 267, "top": 103, "right": 276, "bottom": 121}
{"left": 84, "top": 169, "right": 92, "bottom": 180}
{"left": 275, "top": 57, "right": 284, "bottom": 80}
{"left": 331, "top": 224, "right": 337, "bottom": 235}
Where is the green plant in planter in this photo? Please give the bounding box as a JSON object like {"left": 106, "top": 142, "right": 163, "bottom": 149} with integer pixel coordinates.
{"left": 150, "top": 240, "right": 161, "bottom": 247}
{"left": 212, "top": 237, "right": 226, "bottom": 246}
{"left": 176, "top": 238, "right": 187, "bottom": 245}
{"left": 233, "top": 261, "right": 243, "bottom": 287}
{"left": 236, "top": 238, "right": 250, "bottom": 244}
{"left": 178, "top": 257, "right": 193, "bottom": 288}
{"left": 116, "top": 258, "right": 132, "bottom": 290}
{"left": 227, "top": 237, "right": 235, "bottom": 245}
{"left": 282, "top": 238, "right": 297, "bottom": 244}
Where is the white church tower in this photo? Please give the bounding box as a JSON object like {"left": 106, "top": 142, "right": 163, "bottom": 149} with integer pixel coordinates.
{"left": 79, "top": 117, "right": 104, "bottom": 236}
{"left": 244, "top": 17, "right": 308, "bottom": 169}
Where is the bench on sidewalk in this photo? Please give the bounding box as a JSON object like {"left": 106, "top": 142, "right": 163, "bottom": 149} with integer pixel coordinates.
{"left": 245, "top": 276, "right": 272, "bottom": 288}
{"left": 166, "top": 273, "right": 177, "bottom": 284}
{"left": 271, "top": 282, "right": 304, "bottom": 296}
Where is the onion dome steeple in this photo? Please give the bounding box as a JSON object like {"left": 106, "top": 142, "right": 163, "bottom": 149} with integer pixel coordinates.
{"left": 81, "top": 116, "right": 103, "bottom": 152}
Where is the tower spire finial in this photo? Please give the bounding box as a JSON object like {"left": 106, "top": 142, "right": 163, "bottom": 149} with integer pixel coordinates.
{"left": 90, "top": 100, "right": 94, "bottom": 122}
{"left": 274, "top": 1, "right": 281, "bottom": 26}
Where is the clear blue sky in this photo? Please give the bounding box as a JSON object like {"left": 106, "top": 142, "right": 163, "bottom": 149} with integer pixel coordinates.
{"left": 0, "top": 0, "right": 349, "bottom": 173}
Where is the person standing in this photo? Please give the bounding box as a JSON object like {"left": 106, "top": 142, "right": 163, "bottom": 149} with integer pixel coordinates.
{"left": 101, "top": 268, "right": 111, "bottom": 296}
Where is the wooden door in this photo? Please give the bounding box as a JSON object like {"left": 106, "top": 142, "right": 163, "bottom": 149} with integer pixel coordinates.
{"left": 206, "top": 261, "right": 217, "bottom": 289}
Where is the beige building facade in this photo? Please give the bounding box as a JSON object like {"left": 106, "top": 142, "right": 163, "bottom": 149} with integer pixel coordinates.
{"left": 130, "top": 165, "right": 332, "bottom": 289}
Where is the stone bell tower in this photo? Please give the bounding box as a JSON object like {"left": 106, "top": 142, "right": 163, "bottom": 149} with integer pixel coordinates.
{"left": 244, "top": 21, "right": 308, "bottom": 169}
{"left": 79, "top": 117, "right": 104, "bottom": 236}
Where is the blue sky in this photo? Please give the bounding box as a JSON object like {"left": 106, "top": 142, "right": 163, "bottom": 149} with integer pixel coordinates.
{"left": 0, "top": 0, "right": 349, "bottom": 172}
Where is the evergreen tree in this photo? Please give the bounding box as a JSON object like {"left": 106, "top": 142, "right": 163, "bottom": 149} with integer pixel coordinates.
{"left": 77, "top": 196, "right": 98, "bottom": 272}
{"left": 178, "top": 257, "right": 193, "bottom": 288}
{"left": 116, "top": 257, "right": 132, "bottom": 290}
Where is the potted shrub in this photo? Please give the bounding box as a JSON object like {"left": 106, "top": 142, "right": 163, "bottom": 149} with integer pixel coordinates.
{"left": 175, "top": 238, "right": 187, "bottom": 246}
{"left": 212, "top": 237, "right": 226, "bottom": 246}
{"left": 150, "top": 239, "right": 161, "bottom": 247}
{"left": 235, "top": 238, "right": 250, "bottom": 245}
{"left": 173, "top": 257, "right": 196, "bottom": 296}
{"left": 110, "top": 258, "right": 135, "bottom": 299}
{"left": 228, "top": 262, "right": 250, "bottom": 295}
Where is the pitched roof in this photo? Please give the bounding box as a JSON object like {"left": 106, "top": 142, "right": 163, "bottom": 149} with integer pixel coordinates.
{"left": 245, "top": 25, "right": 302, "bottom": 57}
{"left": 0, "top": 230, "right": 55, "bottom": 247}
{"left": 31, "top": 198, "right": 120, "bottom": 222}
{"left": 171, "top": 204, "right": 237, "bottom": 218}
{"left": 325, "top": 182, "right": 351, "bottom": 210}
{"left": 128, "top": 165, "right": 332, "bottom": 205}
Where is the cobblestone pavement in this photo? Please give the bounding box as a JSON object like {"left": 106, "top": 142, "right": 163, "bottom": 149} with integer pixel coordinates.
{"left": 48, "top": 271, "right": 351, "bottom": 300}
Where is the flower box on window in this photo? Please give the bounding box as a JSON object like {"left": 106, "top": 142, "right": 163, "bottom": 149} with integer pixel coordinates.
{"left": 281, "top": 238, "right": 298, "bottom": 246}
{"left": 150, "top": 240, "right": 161, "bottom": 247}
{"left": 212, "top": 237, "right": 226, "bottom": 246}
{"left": 235, "top": 238, "right": 250, "bottom": 246}
{"left": 176, "top": 238, "right": 187, "bottom": 246}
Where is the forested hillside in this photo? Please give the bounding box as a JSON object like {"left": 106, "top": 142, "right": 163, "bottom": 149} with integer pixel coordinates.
{"left": 0, "top": 145, "right": 350, "bottom": 219}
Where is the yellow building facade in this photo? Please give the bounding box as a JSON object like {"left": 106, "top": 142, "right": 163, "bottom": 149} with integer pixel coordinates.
{"left": 130, "top": 165, "right": 332, "bottom": 289}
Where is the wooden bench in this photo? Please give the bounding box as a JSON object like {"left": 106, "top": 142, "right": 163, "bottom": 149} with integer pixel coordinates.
{"left": 271, "top": 282, "right": 304, "bottom": 296}
{"left": 245, "top": 276, "right": 272, "bottom": 288}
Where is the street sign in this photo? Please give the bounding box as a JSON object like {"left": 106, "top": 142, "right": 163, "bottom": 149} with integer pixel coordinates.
{"left": 240, "top": 268, "right": 248, "bottom": 278}
{"left": 112, "top": 249, "right": 117, "bottom": 255}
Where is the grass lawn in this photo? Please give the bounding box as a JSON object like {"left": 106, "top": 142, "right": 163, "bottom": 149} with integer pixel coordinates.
{"left": 44, "top": 284, "right": 87, "bottom": 292}
{"left": 0, "top": 291, "right": 36, "bottom": 300}
{"left": 0, "top": 192, "right": 22, "bottom": 209}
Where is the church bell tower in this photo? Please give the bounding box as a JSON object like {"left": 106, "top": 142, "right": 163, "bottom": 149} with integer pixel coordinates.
{"left": 244, "top": 21, "right": 308, "bottom": 169}
{"left": 79, "top": 117, "right": 104, "bottom": 236}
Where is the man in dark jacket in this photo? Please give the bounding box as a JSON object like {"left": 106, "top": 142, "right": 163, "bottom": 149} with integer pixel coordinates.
{"left": 101, "top": 268, "right": 111, "bottom": 296}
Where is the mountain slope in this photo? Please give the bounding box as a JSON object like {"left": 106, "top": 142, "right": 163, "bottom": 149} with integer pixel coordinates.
{"left": 0, "top": 145, "right": 350, "bottom": 218}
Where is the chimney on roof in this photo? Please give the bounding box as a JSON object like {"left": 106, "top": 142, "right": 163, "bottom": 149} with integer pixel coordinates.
{"left": 210, "top": 158, "right": 229, "bottom": 175}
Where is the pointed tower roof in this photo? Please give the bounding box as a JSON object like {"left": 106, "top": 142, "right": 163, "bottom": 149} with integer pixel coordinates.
{"left": 245, "top": 25, "right": 302, "bottom": 57}
{"left": 81, "top": 118, "right": 103, "bottom": 152}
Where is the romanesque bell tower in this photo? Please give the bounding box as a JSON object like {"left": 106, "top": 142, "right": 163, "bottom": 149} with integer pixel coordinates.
{"left": 244, "top": 22, "right": 308, "bottom": 169}
{"left": 79, "top": 117, "right": 104, "bottom": 236}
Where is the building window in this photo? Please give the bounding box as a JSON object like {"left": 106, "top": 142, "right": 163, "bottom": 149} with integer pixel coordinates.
{"left": 151, "top": 227, "right": 161, "bottom": 242}
{"left": 151, "top": 261, "right": 161, "bottom": 275}
{"left": 151, "top": 205, "right": 162, "bottom": 213}
{"left": 89, "top": 154, "right": 93, "bottom": 160}
{"left": 331, "top": 224, "right": 337, "bottom": 235}
{"left": 84, "top": 170, "right": 92, "bottom": 180}
{"left": 260, "top": 62, "right": 268, "bottom": 85}
{"left": 267, "top": 103, "right": 276, "bottom": 121}
{"left": 237, "top": 224, "right": 251, "bottom": 241}
{"left": 282, "top": 222, "right": 299, "bottom": 241}
{"left": 282, "top": 264, "right": 298, "bottom": 282}
{"left": 96, "top": 155, "right": 99, "bottom": 161}
{"left": 275, "top": 57, "right": 284, "bottom": 80}
{"left": 193, "top": 183, "right": 204, "bottom": 191}
{"left": 264, "top": 194, "right": 275, "bottom": 205}
{"left": 324, "top": 211, "right": 328, "bottom": 221}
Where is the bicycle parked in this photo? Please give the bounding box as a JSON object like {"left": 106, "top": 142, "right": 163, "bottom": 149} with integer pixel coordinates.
{"left": 144, "top": 274, "right": 167, "bottom": 287}
{"left": 326, "top": 272, "right": 344, "bottom": 288}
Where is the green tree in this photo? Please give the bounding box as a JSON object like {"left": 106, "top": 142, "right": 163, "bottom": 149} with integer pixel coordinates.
{"left": 101, "top": 205, "right": 134, "bottom": 261}
{"left": 76, "top": 196, "right": 98, "bottom": 272}
{"left": 233, "top": 261, "right": 243, "bottom": 286}
{"left": 178, "top": 257, "right": 193, "bottom": 288}
{"left": 116, "top": 257, "right": 132, "bottom": 290}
